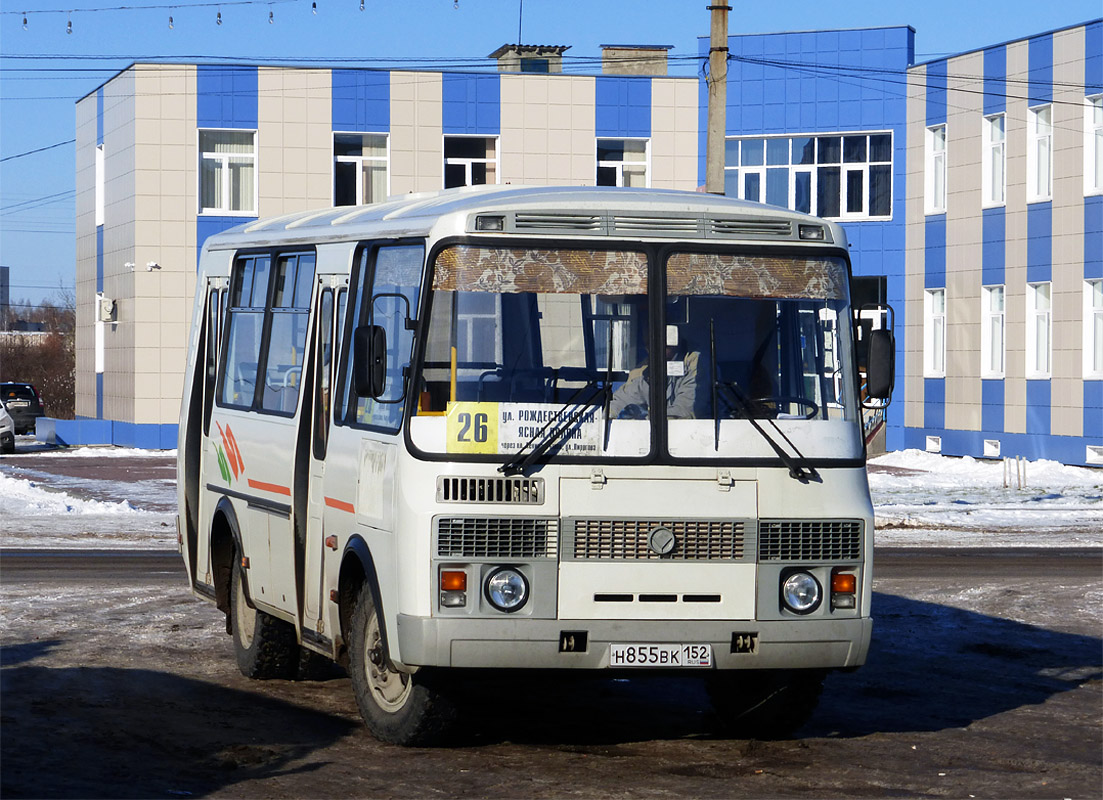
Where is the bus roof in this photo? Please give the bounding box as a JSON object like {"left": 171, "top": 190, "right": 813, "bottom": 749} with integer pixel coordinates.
{"left": 201, "top": 185, "right": 848, "bottom": 251}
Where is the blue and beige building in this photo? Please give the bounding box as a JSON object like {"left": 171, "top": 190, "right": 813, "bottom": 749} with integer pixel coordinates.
{"left": 67, "top": 21, "right": 1102, "bottom": 465}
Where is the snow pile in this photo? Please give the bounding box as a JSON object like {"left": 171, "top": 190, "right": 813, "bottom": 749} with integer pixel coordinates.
{"left": 33, "top": 447, "right": 178, "bottom": 459}
{"left": 869, "top": 449, "right": 1103, "bottom": 548}
{"left": 0, "top": 471, "right": 175, "bottom": 550}
{"left": 0, "top": 472, "right": 146, "bottom": 517}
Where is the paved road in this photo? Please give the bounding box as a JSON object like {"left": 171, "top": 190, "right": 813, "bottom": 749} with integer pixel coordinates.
{"left": 4, "top": 546, "right": 1099, "bottom": 583}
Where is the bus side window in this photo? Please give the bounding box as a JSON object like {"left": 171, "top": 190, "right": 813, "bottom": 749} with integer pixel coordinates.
{"left": 313, "top": 288, "right": 334, "bottom": 459}
{"left": 343, "top": 243, "right": 423, "bottom": 431}
{"left": 220, "top": 255, "right": 271, "bottom": 408}
{"left": 202, "top": 289, "right": 220, "bottom": 434}
{"left": 260, "top": 252, "right": 316, "bottom": 414}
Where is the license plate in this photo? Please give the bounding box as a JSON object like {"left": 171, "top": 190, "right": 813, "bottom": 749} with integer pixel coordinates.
{"left": 608, "top": 643, "right": 713, "bottom": 668}
{"left": 7, "top": 400, "right": 28, "bottom": 407}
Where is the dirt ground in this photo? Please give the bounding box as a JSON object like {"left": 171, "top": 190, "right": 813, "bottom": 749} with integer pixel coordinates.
{"left": 1, "top": 449, "right": 1100, "bottom": 798}
{"left": 1, "top": 549, "right": 1100, "bottom": 799}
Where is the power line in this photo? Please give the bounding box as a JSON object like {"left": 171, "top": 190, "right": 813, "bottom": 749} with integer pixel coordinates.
{"left": 0, "top": 140, "right": 76, "bottom": 163}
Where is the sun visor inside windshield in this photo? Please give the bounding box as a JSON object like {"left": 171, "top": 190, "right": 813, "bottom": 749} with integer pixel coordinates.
{"left": 667, "top": 253, "right": 848, "bottom": 300}
{"left": 433, "top": 246, "right": 647, "bottom": 295}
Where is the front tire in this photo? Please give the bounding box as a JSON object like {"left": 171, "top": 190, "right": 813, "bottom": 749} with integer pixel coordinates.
{"left": 706, "top": 669, "right": 826, "bottom": 739}
{"left": 348, "top": 585, "right": 456, "bottom": 746}
{"left": 230, "top": 557, "right": 298, "bottom": 680}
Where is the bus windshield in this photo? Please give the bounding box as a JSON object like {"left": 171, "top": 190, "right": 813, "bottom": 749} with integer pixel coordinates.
{"left": 409, "top": 245, "right": 861, "bottom": 463}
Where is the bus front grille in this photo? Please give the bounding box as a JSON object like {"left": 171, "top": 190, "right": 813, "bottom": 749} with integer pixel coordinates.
{"left": 436, "top": 476, "right": 544, "bottom": 505}
{"left": 436, "top": 517, "right": 558, "bottom": 559}
{"left": 568, "top": 519, "right": 750, "bottom": 561}
{"left": 757, "top": 520, "right": 863, "bottom": 561}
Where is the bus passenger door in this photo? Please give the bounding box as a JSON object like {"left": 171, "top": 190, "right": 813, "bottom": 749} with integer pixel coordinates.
{"left": 303, "top": 277, "right": 344, "bottom": 635}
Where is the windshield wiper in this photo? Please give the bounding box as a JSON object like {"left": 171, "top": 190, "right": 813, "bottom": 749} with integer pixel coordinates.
{"left": 499, "top": 381, "right": 606, "bottom": 477}
{"left": 709, "top": 319, "right": 819, "bottom": 483}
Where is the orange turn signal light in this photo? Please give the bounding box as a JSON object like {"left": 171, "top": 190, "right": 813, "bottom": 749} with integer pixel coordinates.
{"left": 831, "top": 572, "right": 857, "bottom": 594}
{"left": 441, "top": 570, "right": 467, "bottom": 592}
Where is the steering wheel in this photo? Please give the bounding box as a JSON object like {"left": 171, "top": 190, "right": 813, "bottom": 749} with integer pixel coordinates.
{"left": 745, "top": 395, "right": 819, "bottom": 420}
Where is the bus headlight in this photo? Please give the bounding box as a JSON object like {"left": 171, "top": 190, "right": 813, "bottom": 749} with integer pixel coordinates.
{"left": 780, "top": 571, "right": 822, "bottom": 615}
{"left": 484, "top": 567, "right": 529, "bottom": 613}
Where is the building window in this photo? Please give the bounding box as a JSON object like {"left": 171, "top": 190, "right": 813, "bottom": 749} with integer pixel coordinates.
{"left": 981, "top": 285, "right": 1005, "bottom": 378}
{"left": 520, "top": 57, "right": 550, "bottom": 73}
{"left": 1026, "top": 282, "right": 1052, "bottom": 378}
{"left": 925, "top": 125, "right": 947, "bottom": 214}
{"left": 596, "top": 139, "right": 649, "bottom": 187}
{"left": 444, "top": 136, "right": 498, "bottom": 189}
{"left": 1027, "top": 105, "right": 1052, "bottom": 203}
{"left": 982, "top": 114, "right": 1006, "bottom": 207}
{"left": 1086, "top": 95, "right": 1103, "bottom": 196}
{"left": 723, "top": 132, "right": 891, "bottom": 220}
{"left": 924, "top": 288, "right": 946, "bottom": 378}
{"left": 199, "top": 129, "right": 256, "bottom": 215}
{"left": 95, "top": 143, "right": 105, "bottom": 227}
{"left": 1086, "top": 279, "right": 1103, "bottom": 378}
{"left": 334, "top": 133, "right": 388, "bottom": 207}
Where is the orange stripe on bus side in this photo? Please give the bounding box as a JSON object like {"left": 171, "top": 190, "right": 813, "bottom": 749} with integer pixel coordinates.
{"left": 246, "top": 479, "right": 292, "bottom": 497}
{"left": 324, "top": 497, "right": 355, "bottom": 514}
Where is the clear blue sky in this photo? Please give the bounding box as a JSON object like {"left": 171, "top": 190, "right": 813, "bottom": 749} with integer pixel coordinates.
{"left": 1, "top": 0, "right": 1099, "bottom": 306}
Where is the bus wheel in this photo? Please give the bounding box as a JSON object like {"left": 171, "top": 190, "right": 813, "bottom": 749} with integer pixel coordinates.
{"left": 230, "top": 557, "right": 298, "bottom": 680}
{"left": 348, "top": 585, "right": 456, "bottom": 746}
{"left": 706, "top": 669, "right": 826, "bottom": 739}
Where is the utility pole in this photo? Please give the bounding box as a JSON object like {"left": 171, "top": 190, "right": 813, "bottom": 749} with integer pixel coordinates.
{"left": 705, "top": 4, "right": 730, "bottom": 194}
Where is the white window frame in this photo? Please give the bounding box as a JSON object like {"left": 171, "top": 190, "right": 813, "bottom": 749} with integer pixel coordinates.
{"left": 982, "top": 114, "right": 1006, "bottom": 208}
{"left": 1085, "top": 279, "right": 1103, "bottom": 379}
{"left": 443, "top": 135, "right": 500, "bottom": 189}
{"left": 333, "top": 132, "right": 390, "bottom": 206}
{"left": 596, "top": 138, "right": 650, "bottom": 188}
{"left": 924, "top": 288, "right": 946, "bottom": 378}
{"left": 925, "top": 125, "right": 947, "bottom": 215}
{"left": 1026, "top": 282, "right": 1052, "bottom": 379}
{"left": 1027, "top": 105, "right": 1053, "bottom": 203}
{"left": 981, "top": 285, "right": 1005, "bottom": 378}
{"left": 198, "top": 128, "right": 258, "bottom": 216}
{"left": 1086, "top": 95, "right": 1103, "bottom": 197}
{"left": 95, "top": 143, "right": 105, "bottom": 227}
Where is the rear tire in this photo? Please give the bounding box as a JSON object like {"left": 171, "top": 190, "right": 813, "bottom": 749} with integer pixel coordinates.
{"left": 348, "top": 585, "right": 456, "bottom": 746}
{"left": 706, "top": 669, "right": 826, "bottom": 739}
{"left": 230, "top": 557, "right": 298, "bottom": 680}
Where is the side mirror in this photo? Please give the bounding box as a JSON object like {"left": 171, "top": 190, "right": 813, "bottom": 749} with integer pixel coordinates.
{"left": 865, "top": 329, "right": 895, "bottom": 401}
{"left": 353, "top": 324, "right": 387, "bottom": 398}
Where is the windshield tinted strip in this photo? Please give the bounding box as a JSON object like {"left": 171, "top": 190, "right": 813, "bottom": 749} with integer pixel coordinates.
{"left": 433, "top": 246, "right": 647, "bottom": 295}
{"left": 666, "top": 253, "right": 848, "bottom": 300}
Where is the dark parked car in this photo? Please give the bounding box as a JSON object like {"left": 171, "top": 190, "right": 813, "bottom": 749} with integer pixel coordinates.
{"left": 1, "top": 382, "right": 45, "bottom": 435}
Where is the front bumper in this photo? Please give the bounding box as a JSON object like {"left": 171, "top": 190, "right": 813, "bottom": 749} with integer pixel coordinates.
{"left": 395, "top": 615, "right": 871, "bottom": 671}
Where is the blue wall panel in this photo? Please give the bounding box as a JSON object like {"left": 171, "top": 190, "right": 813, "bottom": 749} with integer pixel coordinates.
{"left": 197, "top": 66, "right": 258, "bottom": 129}
{"left": 982, "top": 207, "right": 1005, "bottom": 285}
{"left": 925, "top": 60, "right": 947, "bottom": 126}
{"left": 1026, "top": 202, "right": 1052, "bottom": 284}
{"left": 595, "top": 77, "right": 651, "bottom": 138}
{"left": 1025, "top": 381, "right": 1051, "bottom": 435}
{"left": 197, "top": 217, "right": 252, "bottom": 265}
{"left": 983, "top": 46, "right": 1007, "bottom": 115}
{"left": 924, "top": 378, "right": 945, "bottom": 431}
{"left": 442, "top": 74, "right": 500, "bottom": 135}
{"left": 331, "top": 69, "right": 390, "bottom": 132}
{"left": 1085, "top": 382, "right": 1103, "bottom": 440}
{"left": 1086, "top": 196, "right": 1103, "bottom": 281}
{"left": 981, "top": 379, "right": 1004, "bottom": 434}
{"left": 924, "top": 216, "right": 946, "bottom": 287}
{"left": 1027, "top": 34, "right": 1053, "bottom": 103}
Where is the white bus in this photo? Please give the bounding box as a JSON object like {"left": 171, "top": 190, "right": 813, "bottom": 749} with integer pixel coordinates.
{"left": 177, "top": 185, "right": 895, "bottom": 745}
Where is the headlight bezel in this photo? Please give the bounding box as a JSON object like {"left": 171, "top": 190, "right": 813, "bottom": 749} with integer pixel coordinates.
{"left": 483, "top": 566, "right": 530, "bottom": 613}
{"left": 780, "top": 569, "right": 823, "bottom": 615}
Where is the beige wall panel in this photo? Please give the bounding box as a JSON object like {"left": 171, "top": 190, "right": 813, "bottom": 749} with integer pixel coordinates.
{"left": 257, "top": 68, "right": 332, "bottom": 217}
{"left": 501, "top": 75, "right": 595, "bottom": 186}
{"left": 1002, "top": 41, "right": 1030, "bottom": 434}
{"left": 390, "top": 72, "right": 442, "bottom": 194}
{"left": 649, "top": 79, "right": 698, "bottom": 190}
{"left": 904, "top": 67, "right": 927, "bottom": 428}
